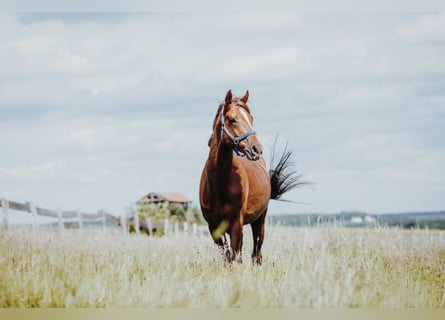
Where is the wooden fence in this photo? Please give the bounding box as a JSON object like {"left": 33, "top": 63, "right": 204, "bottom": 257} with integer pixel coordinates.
{"left": 0, "top": 197, "right": 207, "bottom": 237}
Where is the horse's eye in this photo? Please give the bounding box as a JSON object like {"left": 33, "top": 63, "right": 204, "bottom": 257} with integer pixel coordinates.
{"left": 228, "top": 118, "right": 237, "bottom": 125}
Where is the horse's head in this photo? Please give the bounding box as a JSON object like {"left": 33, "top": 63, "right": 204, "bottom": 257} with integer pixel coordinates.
{"left": 218, "top": 89, "right": 263, "bottom": 161}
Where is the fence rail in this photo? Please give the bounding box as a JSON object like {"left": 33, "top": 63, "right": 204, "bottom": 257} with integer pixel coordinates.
{"left": 2, "top": 199, "right": 118, "bottom": 221}
{"left": 0, "top": 196, "right": 208, "bottom": 237}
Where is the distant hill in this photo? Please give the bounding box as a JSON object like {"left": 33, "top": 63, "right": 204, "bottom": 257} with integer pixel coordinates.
{"left": 380, "top": 211, "right": 445, "bottom": 221}
{"left": 378, "top": 211, "right": 445, "bottom": 229}
{"left": 267, "top": 211, "right": 445, "bottom": 230}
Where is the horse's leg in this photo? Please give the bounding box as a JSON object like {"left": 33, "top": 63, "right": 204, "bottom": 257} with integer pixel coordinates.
{"left": 228, "top": 218, "right": 243, "bottom": 263}
{"left": 221, "top": 234, "right": 232, "bottom": 262}
{"left": 209, "top": 225, "right": 225, "bottom": 247}
{"left": 209, "top": 224, "right": 232, "bottom": 261}
{"left": 239, "top": 231, "right": 243, "bottom": 263}
{"left": 251, "top": 210, "right": 267, "bottom": 265}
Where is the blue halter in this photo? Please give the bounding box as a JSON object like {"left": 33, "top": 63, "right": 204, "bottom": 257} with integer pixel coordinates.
{"left": 220, "top": 110, "right": 257, "bottom": 157}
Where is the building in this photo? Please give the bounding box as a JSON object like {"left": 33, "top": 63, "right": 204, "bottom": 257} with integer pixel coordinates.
{"left": 141, "top": 192, "right": 192, "bottom": 209}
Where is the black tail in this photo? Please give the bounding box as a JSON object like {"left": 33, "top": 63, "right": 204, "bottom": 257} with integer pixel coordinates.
{"left": 269, "top": 140, "right": 305, "bottom": 201}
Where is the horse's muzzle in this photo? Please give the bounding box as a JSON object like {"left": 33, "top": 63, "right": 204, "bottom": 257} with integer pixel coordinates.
{"left": 244, "top": 143, "right": 262, "bottom": 161}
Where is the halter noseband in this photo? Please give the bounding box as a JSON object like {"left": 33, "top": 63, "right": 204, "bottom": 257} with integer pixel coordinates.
{"left": 220, "top": 108, "right": 257, "bottom": 157}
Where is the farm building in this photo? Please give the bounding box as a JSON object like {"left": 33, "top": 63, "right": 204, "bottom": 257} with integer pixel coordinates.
{"left": 134, "top": 192, "right": 202, "bottom": 224}
{"left": 141, "top": 192, "right": 192, "bottom": 209}
{"left": 130, "top": 192, "right": 204, "bottom": 235}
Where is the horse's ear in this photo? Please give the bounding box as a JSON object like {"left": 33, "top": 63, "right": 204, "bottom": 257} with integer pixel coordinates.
{"left": 241, "top": 90, "right": 249, "bottom": 103}
{"left": 225, "top": 89, "right": 232, "bottom": 106}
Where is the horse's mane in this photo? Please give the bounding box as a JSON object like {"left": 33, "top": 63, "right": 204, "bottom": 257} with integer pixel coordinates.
{"left": 212, "top": 103, "right": 225, "bottom": 131}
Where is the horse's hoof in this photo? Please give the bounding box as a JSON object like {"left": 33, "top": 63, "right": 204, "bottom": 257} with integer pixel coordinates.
{"left": 252, "top": 256, "right": 262, "bottom": 265}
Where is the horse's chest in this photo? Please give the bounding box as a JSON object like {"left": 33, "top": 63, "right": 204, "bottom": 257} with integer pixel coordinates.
{"left": 200, "top": 160, "right": 269, "bottom": 223}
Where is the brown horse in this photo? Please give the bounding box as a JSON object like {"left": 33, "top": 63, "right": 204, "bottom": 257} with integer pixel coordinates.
{"left": 199, "top": 89, "right": 301, "bottom": 264}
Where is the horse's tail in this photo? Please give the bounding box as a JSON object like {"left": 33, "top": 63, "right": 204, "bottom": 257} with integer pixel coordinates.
{"left": 269, "top": 140, "right": 305, "bottom": 201}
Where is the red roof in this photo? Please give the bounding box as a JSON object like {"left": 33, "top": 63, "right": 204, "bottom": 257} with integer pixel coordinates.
{"left": 143, "top": 192, "right": 192, "bottom": 203}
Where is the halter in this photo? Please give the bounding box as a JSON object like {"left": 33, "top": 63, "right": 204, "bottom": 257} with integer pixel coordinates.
{"left": 220, "top": 108, "right": 257, "bottom": 157}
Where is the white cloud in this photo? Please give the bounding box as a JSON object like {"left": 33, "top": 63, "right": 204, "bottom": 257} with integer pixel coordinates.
{"left": 219, "top": 12, "right": 305, "bottom": 32}
{"left": 3, "top": 0, "right": 445, "bottom": 13}
{"left": 0, "top": 162, "right": 59, "bottom": 180}
{"left": 0, "top": 113, "right": 209, "bottom": 213}
{"left": 197, "top": 46, "right": 314, "bottom": 83}
{"left": 1, "top": 12, "right": 444, "bottom": 216}
{"left": 398, "top": 12, "right": 445, "bottom": 42}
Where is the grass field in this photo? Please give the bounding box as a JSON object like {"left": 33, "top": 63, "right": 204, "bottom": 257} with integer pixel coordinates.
{"left": 0, "top": 226, "right": 444, "bottom": 307}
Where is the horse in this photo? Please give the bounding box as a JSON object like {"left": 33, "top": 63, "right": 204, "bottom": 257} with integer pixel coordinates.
{"left": 199, "top": 89, "right": 301, "bottom": 264}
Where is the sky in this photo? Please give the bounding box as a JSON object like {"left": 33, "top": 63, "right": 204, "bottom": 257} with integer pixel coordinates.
{"left": 1, "top": 7, "right": 445, "bottom": 222}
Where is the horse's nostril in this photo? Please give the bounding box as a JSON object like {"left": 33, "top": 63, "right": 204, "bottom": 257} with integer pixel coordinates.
{"left": 252, "top": 144, "right": 262, "bottom": 155}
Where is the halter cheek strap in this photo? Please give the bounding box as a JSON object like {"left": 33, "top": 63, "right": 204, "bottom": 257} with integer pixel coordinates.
{"left": 220, "top": 111, "right": 257, "bottom": 157}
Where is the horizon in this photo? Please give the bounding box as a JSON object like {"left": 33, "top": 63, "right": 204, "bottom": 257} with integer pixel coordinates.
{"left": 2, "top": 199, "right": 444, "bottom": 227}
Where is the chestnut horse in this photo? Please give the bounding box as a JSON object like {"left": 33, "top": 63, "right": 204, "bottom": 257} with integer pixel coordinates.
{"left": 199, "top": 89, "right": 301, "bottom": 264}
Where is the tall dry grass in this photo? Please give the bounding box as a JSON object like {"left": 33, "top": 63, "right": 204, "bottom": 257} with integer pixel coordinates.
{"left": 0, "top": 226, "right": 444, "bottom": 307}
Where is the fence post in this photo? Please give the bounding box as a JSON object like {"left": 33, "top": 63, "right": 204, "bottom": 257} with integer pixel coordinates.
{"left": 121, "top": 212, "right": 127, "bottom": 234}
{"left": 100, "top": 209, "right": 106, "bottom": 231}
{"left": 57, "top": 208, "right": 64, "bottom": 231}
{"left": 183, "top": 221, "right": 188, "bottom": 235}
{"left": 174, "top": 222, "right": 179, "bottom": 236}
{"left": 145, "top": 217, "right": 153, "bottom": 236}
{"left": 164, "top": 218, "right": 169, "bottom": 236}
{"left": 1, "top": 198, "right": 9, "bottom": 229}
{"left": 134, "top": 213, "right": 140, "bottom": 235}
{"left": 77, "top": 211, "right": 83, "bottom": 229}
{"left": 29, "top": 203, "right": 38, "bottom": 230}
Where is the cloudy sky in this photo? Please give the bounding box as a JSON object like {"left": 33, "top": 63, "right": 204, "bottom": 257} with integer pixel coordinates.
{"left": 1, "top": 7, "right": 444, "bottom": 222}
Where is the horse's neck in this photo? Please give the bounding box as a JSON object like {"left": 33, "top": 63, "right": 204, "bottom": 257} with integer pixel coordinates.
{"left": 216, "top": 143, "right": 233, "bottom": 182}
{"left": 208, "top": 138, "right": 234, "bottom": 201}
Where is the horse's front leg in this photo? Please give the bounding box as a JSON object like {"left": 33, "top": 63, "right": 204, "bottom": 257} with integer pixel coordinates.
{"left": 251, "top": 210, "right": 267, "bottom": 265}
{"left": 209, "top": 223, "right": 229, "bottom": 256}
{"left": 228, "top": 218, "right": 243, "bottom": 263}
